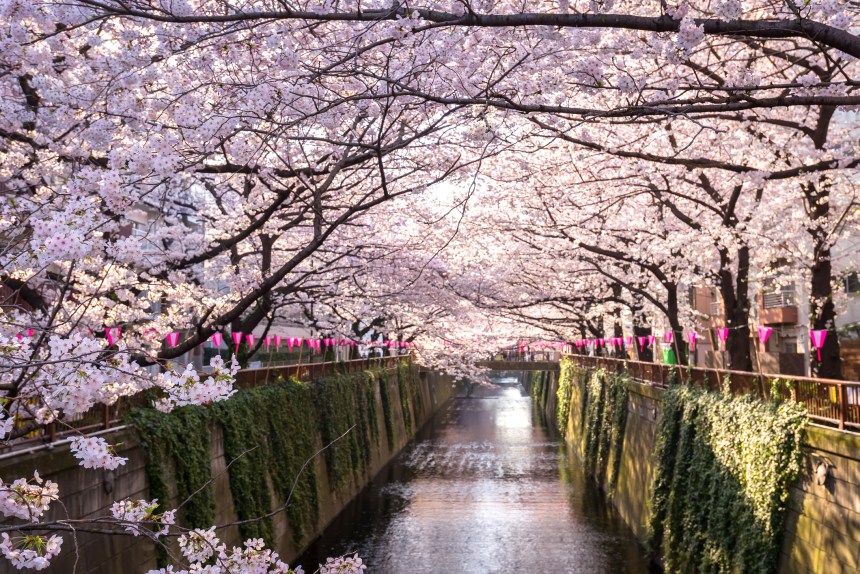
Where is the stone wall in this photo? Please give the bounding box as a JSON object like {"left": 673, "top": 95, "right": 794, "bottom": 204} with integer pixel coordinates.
{"left": 0, "top": 368, "right": 457, "bottom": 574}
{"left": 545, "top": 369, "right": 860, "bottom": 574}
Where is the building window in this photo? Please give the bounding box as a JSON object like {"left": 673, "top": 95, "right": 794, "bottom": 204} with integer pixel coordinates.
{"left": 846, "top": 272, "right": 860, "bottom": 294}
{"left": 763, "top": 284, "right": 797, "bottom": 308}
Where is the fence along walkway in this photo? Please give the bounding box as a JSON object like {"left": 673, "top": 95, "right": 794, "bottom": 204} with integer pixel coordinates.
{"left": 565, "top": 354, "right": 860, "bottom": 432}
{"left": 4, "top": 356, "right": 406, "bottom": 452}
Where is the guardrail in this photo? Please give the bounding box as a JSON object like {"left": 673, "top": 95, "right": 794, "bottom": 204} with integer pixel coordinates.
{"left": 565, "top": 354, "right": 860, "bottom": 432}
{"left": 4, "top": 356, "right": 408, "bottom": 451}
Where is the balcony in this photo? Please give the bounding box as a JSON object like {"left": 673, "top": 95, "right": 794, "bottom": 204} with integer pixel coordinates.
{"left": 760, "top": 291, "right": 798, "bottom": 325}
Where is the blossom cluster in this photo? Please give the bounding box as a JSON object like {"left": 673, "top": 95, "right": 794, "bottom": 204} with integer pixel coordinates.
{"left": 0, "top": 534, "right": 62, "bottom": 571}
{"left": 153, "top": 355, "right": 240, "bottom": 412}
{"left": 0, "top": 473, "right": 58, "bottom": 521}
{"left": 146, "top": 529, "right": 307, "bottom": 574}
{"left": 110, "top": 499, "right": 176, "bottom": 537}
{"left": 319, "top": 555, "right": 367, "bottom": 574}
{"left": 69, "top": 436, "right": 128, "bottom": 470}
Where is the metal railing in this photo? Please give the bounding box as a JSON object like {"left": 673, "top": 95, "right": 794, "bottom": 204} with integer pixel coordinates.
{"left": 3, "top": 356, "right": 408, "bottom": 452}
{"left": 234, "top": 355, "right": 403, "bottom": 388}
{"left": 565, "top": 354, "right": 860, "bottom": 432}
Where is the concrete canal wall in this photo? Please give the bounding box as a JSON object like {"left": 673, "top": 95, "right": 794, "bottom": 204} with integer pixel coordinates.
{"left": 0, "top": 364, "right": 458, "bottom": 573}
{"left": 527, "top": 367, "right": 860, "bottom": 574}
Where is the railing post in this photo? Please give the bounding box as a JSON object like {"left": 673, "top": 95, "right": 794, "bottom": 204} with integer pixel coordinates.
{"left": 102, "top": 404, "right": 110, "bottom": 430}
{"left": 840, "top": 383, "right": 847, "bottom": 430}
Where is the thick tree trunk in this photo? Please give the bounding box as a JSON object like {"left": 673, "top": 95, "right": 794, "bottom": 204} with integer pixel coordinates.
{"left": 634, "top": 324, "right": 653, "bottom": 362}
{"left": 806, "top": 110, "right": 843, "bottom": 379}
{"left": 810, "top": 239, "right": 843, "bottom": 379}
{"left": 718, "top": 246, "right": 754, "bottom": 372}
{"left": 612, "top": 285, "right": 625, "bottom": 358}
{"left": 805, "top": 180, "right": 843, "bottom": 378}
{"left": 665, "top": 283, "right": 687, "bottom": 365}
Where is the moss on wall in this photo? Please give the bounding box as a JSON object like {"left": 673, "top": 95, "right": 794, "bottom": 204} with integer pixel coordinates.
{"left": 648, "top": 386, "right": 807, "bottom": 574}
{"left": 530, "top": 370, "right": 552, "bottom": 413}
{"left": 316, "top": 369, "right": 383, "bottom": 492}
{"left": 377, "top": 369, "right": 397, "bottom": 449}
{"left": 555, "top": 358, "right": 580, "bottom": 438}
{"left": 125, "top": 405, "right": 215, "bottom": 529}
{"left": 580, "top": 368, "right": 629, "bottom": 491}
{"left": 397, "top": 360, "right": 423, "bottom": 430}
{"left": 126, "top": 364, "right": 420, "bottom": 558}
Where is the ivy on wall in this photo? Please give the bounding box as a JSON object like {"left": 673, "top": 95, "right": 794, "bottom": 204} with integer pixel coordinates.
{"left": 397, "top": 361, "right": 423, "bottom": 431}
{"left": 125, "top": 405, "right": 215, "bottom": 529}
{"left": 126, "top": 364, "right": 419, "bottom": 560}
{"left": 377, "top": 368, "right": 397, "bottom": 449}
{"left": 648, "top": 386, "right": 807, "bottom": 574}
{"left": 555, "top": 358, "right": 584, "bottom": 439}
{"left": 316, "top": 370, "right": 382, "bottom": 492}
{"left": 581, "top": 368, "right": 629, "bottom": 491}
{"left": 529, "top": 370, "right": 552, "bottom": 413}
{"left": 396, "top": 362, "right": 416, "bottom": 433}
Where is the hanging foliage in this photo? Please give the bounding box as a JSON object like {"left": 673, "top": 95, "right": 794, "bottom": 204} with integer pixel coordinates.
{"left": 126, "top": 366, "right": 412, "bottom": 554}
{"left": 555, "top": 357, "right": 585, "bottom": 438}
{"left": 648, "top": 386, "right": 807, "bottom": 574}
{"left": 396, "top": 361, "right": 421, "bottom": 433}
{"left": 581, "top": 368, "right": 630, "bottom": 491}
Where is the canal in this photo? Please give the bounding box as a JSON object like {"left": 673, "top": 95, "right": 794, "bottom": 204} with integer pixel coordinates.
{"left": 297, "top": 373, "right": 657, "bottom": 573}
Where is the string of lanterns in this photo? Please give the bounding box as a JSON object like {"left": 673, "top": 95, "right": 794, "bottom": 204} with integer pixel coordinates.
{"left": 18, "top": 328, "right": 417, "bottom": 354}
{"left": 565, "top": 326, "right": 830, "bottom": 362}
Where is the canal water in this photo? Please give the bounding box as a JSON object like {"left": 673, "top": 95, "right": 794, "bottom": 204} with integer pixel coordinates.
{"left": 297, "top": 374, "right": 657, "bottom": 573}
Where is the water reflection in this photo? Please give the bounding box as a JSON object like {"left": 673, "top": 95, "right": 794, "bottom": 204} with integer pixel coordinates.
{"left": 298, "top": 375, "right": 656, "bottom": 573}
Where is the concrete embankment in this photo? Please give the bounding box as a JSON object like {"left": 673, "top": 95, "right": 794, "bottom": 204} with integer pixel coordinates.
{"left": 526, "top": 366, "right": 860, "bottom": 574}
{"left": 0, "top": 363, "right": 458, "bottom": 573}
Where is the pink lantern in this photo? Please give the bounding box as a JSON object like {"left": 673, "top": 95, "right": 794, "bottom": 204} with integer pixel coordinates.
{"left": 665, "top": 332, "right": 673, "bottom": 344}
{"left": 810, "top": 330, "right": 827, "bottom": 362}
{"left": 26, "top": 328, "right": 34, "bottom": 337}
{"left": 105, "top": 327, "right": 121, "bottom": 346}
{"left": 263, "top": 336, "right": 270, "bottom": 349}
{"left": 758, "top": 326, "right": 773, "bottom": 346}
{"left": 717, "top": 328, "right": 729, "bottom": 351}
{"left": 648, "top": 335, "right": 655, "bottom": 346}
{"left": 687, "top": 332, "right": 697, "bottom": 351}
{"left": 637, "top": 336, "right": 646, "bottom": 351}
{"left": 296, "top": 337, "right": 304, "bottom": 348}
{"left": 232, "top": 331, "right": 243, "bottom": 353}
{"left": 211, "top": 332, "right": 223, "bottom": 347}
{"left": 165, "top": 332, "right": 180, "bottom": 347}
{"left": 287, "top": 337, "right": 294, "bottom": 351}
{"left": 246, "top": 333, "right": 255, "bottom": 347}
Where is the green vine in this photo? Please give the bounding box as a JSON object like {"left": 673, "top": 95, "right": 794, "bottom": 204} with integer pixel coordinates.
{"left": 530, "top": 370, "right": 551, "bottom": 413}
{"left": 648, "top": 386, "right": 807, "bottom": 573}
{"left": 396, "top": 361, "right": 417, "bottom": 433}
{"left": 315, "top": 370, "right": 382, "bottom": 492}
{"left": 581, "top": 368, "right": 629, "bottom": 491}
{"left": 124, "top": 405, "right": 215, "bottom": 566}
{"left": 125, "top": 405, "right": 215, "bottom": 529}
{"left": 555, "top": 358, "right": 585, "bottom": 438}
{"left": 377, "top": 369, "right": 397, "bottom": 449}
{"left": 126, "top": 366, "right": 409, "bottom": 556}
{"left": 127, "top": 377, "right": 322, "bottom": 550}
